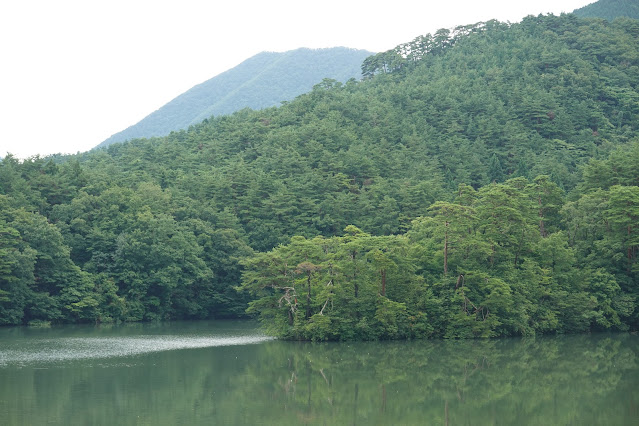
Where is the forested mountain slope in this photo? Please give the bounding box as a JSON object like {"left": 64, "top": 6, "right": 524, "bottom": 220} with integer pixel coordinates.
{"left": 574, "top": 0, "right": 639, "bottom": 20}
{"left": 1, "top": 14, "right": 638, "bottom": 339}
{"left": 97, "top": 47, "right": 372, "bottom": 148}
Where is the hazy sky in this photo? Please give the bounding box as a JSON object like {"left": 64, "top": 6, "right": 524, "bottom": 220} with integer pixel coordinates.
{"left": 0, "top": 0, "right": 591, "bottom": 158}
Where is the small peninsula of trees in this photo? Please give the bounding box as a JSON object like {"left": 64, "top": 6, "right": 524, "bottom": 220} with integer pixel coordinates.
{"left": 1, "top": 13, "right": 638, "bottom": 338}
{"left": 241, "top": 170, "right": 637, "bottom": 340}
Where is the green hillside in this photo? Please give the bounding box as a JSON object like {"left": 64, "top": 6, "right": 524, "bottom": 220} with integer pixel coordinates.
{"left": 574, "top": 0, "right": 639, "bottom": 20}
{"left": 1, "top": 13, "right": 638, "bottom": 339}
{"left": 97, "top": 47, "right": 372, "bottom": 148}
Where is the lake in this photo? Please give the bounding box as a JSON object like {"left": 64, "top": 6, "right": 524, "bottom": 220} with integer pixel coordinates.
{"left": 0, "top": 321, "right": 637, "bottom": 425}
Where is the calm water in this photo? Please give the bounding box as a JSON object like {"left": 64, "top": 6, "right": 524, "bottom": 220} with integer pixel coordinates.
{"left": 0, "top": 321, "right": 637, "bottom": 425}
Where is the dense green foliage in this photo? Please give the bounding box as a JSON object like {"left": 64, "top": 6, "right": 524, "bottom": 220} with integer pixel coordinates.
{"left": 1, "top": 13, "right": 638, "bottom": 337}
{"left": 574, "top": 0, "right": 639, "bottom": 21}
{"left": 98, "top": 47, "right": 372, "bottom": 148}
{"left": 240, "top": 172, "right": 637, "bottom": 339}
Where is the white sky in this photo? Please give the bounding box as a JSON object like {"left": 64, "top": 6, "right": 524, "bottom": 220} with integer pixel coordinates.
{"left": 0, "top": 0, "right": 591, "bottom": 159}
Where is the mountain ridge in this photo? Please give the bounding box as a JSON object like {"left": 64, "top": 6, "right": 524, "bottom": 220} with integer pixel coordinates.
{"left": 573, "top": 0, "right": 639, "bottom": 20}
{"left": 97, "top": 47, "right": 373, "bottom": 148}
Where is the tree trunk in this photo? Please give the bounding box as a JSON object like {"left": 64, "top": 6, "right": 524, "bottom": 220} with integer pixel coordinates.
{"left": 444, "top": 221, "right": 449, "bottom": 275}
{"left": 352, "top": 251, "right": 359, "bottom": 298}
{"left": 380, "top": 269, "right": 386, "bottom": 296}
{"left": 628, "top": 225, "right": 633, "bottom": 274}
{"left": 490, "top": 244, "right": 495, "bottom": 267}
{"left": 445, "top": 400, "right": 449, "bottom": 426}
{"left": 306, "top": 271, "right": 312, "bottom": 319}
{"left": 538, "top": 196, "right": 547, "bottom": 238}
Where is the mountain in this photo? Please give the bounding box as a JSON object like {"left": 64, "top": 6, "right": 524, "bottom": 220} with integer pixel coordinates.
{"left": 2, "top": 14, "right": 639, "bottom": 337}
{"left": 97, "top": 47, "right": 373, "bottom": 148}
{"left": 573, "top": 0, "right": 639, "bottom": 20}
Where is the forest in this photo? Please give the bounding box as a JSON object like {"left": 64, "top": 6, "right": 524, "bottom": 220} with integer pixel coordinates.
{"left": 1, "top": 13, "right": 638, "bottom": 339}
{"left": 574, "top": 0, "right": 639, "bottom": 21}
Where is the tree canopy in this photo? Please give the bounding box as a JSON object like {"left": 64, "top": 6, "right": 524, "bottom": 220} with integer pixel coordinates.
{"left": 1, "top": 13, "right": 638, "bottom": 337}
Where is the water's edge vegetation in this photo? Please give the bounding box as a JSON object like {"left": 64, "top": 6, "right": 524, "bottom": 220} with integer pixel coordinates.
{"left": 1, "top": 13, "right": 639, "bottom": 339}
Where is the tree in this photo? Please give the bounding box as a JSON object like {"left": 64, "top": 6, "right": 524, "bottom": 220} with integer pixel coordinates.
{"left": 606, "top": 185, "right": 639, "bottom": 277}
{"left": 526, "top": 175, "right": 564, "bottom": 237}
{"left": 487, "top": 154, "right": 505, "bottom": 183}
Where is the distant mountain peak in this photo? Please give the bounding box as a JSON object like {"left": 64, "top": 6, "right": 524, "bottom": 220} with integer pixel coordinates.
{"left": 96, "top": 47, "right": 373, "bottom": 148}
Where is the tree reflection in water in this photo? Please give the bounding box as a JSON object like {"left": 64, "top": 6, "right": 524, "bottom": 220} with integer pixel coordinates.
{"left": 1, "top": 332, "right": 637, "bottom": 425}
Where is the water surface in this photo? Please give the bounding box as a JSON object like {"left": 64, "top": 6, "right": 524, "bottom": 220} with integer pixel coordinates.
{"left": 0, "top": 321, "right": 637, "bottom": 425}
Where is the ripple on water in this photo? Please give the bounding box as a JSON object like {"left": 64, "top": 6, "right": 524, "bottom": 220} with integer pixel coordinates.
{"left": 0, "top": 334, "right": 273, "bottom": 367}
